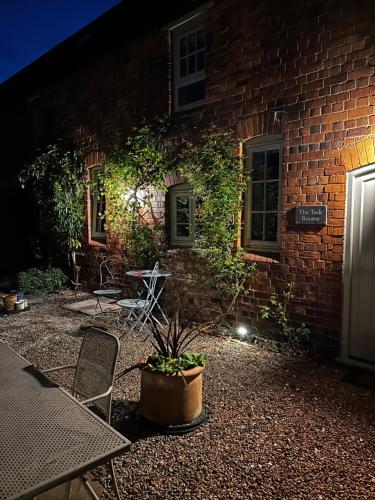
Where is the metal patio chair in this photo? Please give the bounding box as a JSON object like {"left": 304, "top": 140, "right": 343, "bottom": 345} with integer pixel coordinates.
{"left": 93, "top": 256, "right": 123, "bottom": 322}
{"left": 43, "top": 327, "right": 122, "bottom": 499}
{"left": 117, "top": 261, "right": 161, "bottom": 340}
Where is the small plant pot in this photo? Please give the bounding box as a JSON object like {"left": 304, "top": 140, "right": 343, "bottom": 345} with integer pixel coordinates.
{"left": 3, "top": 294, "right": 17, "bottom": 313}
{"left": 140, "top": 365, "right": 204, "bottom": 425}
{"left": 10, "top": 289, "right": 24, "bottom": 301}
{"left": 15, "top": 300, "right": 26, "bottom": 311}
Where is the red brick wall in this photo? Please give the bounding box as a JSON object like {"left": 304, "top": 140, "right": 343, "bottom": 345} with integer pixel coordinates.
{"left": 26, "top": 0, "right": 375, "bottom": 337}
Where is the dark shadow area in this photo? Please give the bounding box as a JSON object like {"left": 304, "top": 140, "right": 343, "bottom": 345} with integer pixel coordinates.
{"left": 23, "top": 365, "right": 59, "bottom": 387}
{"left": 111, "top": 399, "right": 209, "bottom": 441}
{"left": 341, "top": 366, "right": 375, "bottom": 392}
{"left": 111, "top": 399, "right": 158, "bottom": 442}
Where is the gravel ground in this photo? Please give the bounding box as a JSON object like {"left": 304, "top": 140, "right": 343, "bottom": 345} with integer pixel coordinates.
{"left": 1, "top": 291, "right": 374, "bottom": 499}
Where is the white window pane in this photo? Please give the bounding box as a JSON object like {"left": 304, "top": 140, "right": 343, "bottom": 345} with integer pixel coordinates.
{"left": 266, "top": 150, "right": 279, "bottom": 180}
{"left": 197, "top": 29, "right": 206, "bottom": 49}
{"left": 251, "top": 213, "right": 264, "bottom": 240}
{"left": 265, "top": 182, "right": 278, "bottom": 211}
{"left": 197, "top": 50, "right": 205, "bottom": 71}
{"left": 177, "top": 80, "right": 205, "bottom": 107}
{"left": 252, "top": 183, "right": 264, "bottom": 211}
{"left": 265, "top": 213, "right": 278, "bottom": 241}
{"left": 176, "top": 195, "right": 189, "bottom": 209}
{"left": 188, "top": 54, "right": 196, "bottom": 74}
{"left": 180, "top": 37, "right": 187, "bottom": 57}
{"left": 177, "top": 210, "right": 189, "bottom": 223}
{"left": 180, "top": 57, "right": 187, "bottom": 78}
{"left": 252, "top": 152, "right": 265, "bottom": 181}
{"left": 177, "top": 224, "right": 190, "bottom": 237}
{"left": 188, "top": 33, "right": 196, "bottom": 53}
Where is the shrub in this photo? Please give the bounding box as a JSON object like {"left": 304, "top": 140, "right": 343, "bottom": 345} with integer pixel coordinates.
{"left": 18, "top": 267, "right": 68, "bottom": 294}
{"left": 259, "top": 282, "right": 311, "bottom": 353}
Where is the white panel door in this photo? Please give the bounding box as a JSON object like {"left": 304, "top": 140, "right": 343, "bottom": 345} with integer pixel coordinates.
{"left": 344, "top": 165, "right": 375, "bottom": 363}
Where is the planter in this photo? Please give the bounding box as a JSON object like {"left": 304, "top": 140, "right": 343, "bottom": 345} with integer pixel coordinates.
{"left": 3, "top": 294, "right": 17, "bottom": 313}
{"left": 15, "top": 300, "right": 26, "bottom": 311}
{"left": 140, "top": 365, "right": 204, "bottom": 425}
{"left": 10, "top": 289, "right": 24, "bottom": 301}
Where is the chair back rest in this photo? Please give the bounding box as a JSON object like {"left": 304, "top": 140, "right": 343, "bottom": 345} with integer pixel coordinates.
{"left": 145, "top": 262, "right": 160, "bottom": 306}
{"left": 99, "top": 256, "right": 121, "bottom": 289}
{"left": 73, "top": 327, "right": 120, "bottom": 423}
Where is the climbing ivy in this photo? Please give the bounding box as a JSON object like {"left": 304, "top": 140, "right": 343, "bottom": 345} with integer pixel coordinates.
{"left": 180, "top": 132, "right": 256, "bottom": 316}
{"left": 100, "top": 118, "right": 175, "bottom": 266}
{"left": 19, "top": 142, "right": 86, "bottom": 284}
{"left": 101, "top": 122, "right": 255, "bottom": 315}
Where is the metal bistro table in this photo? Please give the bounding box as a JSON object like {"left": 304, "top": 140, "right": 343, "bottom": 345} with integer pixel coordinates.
{"left": 125, "top": 268, "right": 172, "bottom": 323}
{"left": 0, "top": 342, "right": 131, "bottom": 500}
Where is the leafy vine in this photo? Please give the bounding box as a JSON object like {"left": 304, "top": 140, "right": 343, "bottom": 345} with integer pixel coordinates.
{"left": 180, "top": 132, "right": 256, "bottom": 317}
{"left": 19, "top": 141, "right": 86, "bottom": 285}
{"left": 100, "top": 118, "right": 175, "bottom": 266}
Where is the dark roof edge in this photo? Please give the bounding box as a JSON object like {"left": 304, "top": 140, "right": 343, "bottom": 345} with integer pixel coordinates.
{"left": 0, "top": 2, "right": 123, "bottom": 93}
{"left": 0, "top": 0, "right": 208, "bottom": 100}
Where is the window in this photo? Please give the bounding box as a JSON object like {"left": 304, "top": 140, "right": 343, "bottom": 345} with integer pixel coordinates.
{"left": 169, "top": 183, "right": 195, "bottom": 246}
{"left": 90, "top": 167, "right": 106, "bottom": 240}
{"left": 244, "top": 136, "right": 282, "bottom": 252}
{"left": 173, "top": 20, "right": 207, "bottom": 111}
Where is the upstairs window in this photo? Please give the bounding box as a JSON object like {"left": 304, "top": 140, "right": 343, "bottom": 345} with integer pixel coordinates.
{"left": 243, "top": 136, "right": 282, "bottom": 252}
{"left": 90, "top": 167, "right": 106, "bottom": 240}
{"left": 169, "top": 183, "right": 195, "bottom": 246}
{"left": 173, "top": 21, "right": 207, "bottom": 111}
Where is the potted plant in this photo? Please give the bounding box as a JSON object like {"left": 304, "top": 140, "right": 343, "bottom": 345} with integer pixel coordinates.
{"left": 117, "top": 310, "right": 209, "bottom": 426}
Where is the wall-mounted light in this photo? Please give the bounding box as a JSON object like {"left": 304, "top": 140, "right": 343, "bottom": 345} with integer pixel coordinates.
{"left": 123, "top": 188, "right": 147, "bottom": 205}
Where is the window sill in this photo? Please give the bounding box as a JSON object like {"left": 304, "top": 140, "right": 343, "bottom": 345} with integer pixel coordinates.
{"left": 242, "top": 252, "right": 280, "bottom": 264}
{"left": 174, "top": 101, "right": 206, "bottom": 114}
{"left": 88, "top": 238, "right": 107, "bottom": 249}
{"left": 169, "top": 242, "right": 194, "bottom": 248}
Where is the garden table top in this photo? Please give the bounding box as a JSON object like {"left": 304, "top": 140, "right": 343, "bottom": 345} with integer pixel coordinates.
{"left": 0, "top": 341, "right": 131, "bottom": 500}
{"left": 126, "top": 269, "right": 172, "bottom": 278}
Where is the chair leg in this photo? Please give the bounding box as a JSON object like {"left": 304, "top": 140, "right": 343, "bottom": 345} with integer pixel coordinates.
{"left": 109, "top": 459, "right": 121, "bottom": 499}
{"left": 92, "top": 297, "right": 101, "bottom": 324}
{"left": 79, "top": 475, "right": 100, "bottom": 499}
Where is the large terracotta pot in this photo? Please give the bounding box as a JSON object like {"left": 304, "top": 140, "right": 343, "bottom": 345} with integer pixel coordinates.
{"left": 3, "top": 294, "right": 17, "bottom": 313}
{"left": 140, "top": 365, "right": 204, "bottom": 425}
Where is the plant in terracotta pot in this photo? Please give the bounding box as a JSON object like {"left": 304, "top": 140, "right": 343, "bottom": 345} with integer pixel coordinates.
{"left": 117, "top": 310, "right": 210, "bottom": 426}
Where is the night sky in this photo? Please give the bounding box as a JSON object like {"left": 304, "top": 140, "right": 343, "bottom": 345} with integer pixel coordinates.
{"left": 0, "top": 0, "right": 121, "bottom": 83}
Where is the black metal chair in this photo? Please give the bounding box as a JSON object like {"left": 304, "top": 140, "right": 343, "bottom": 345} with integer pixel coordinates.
{"left": 43, "top": 327, "right": 122, "bottom": 499}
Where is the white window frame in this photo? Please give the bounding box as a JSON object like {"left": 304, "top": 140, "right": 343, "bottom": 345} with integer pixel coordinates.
{"left": 172, "top": 17, "right": 207, "bottom": 112}
{"left": 244, "top": 136, "right": 283, "bottom": 252}
{"left": 170, "top": 183, "right": 195, "bottom": 246}
{"left": 90, "top": 166, "right": 106, "bottom": 240}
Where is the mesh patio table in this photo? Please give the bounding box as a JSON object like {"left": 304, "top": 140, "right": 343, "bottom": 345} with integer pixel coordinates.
{"left": 0, "top": 341, "right": 131, "bottom": 500}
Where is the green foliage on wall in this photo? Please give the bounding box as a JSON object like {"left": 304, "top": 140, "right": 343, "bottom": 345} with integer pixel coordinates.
{"left": 100, "top": 118, "right": 175, "bottom": 266}
{"left": 180, "top": 132, "right": 256, "bottom": 315}
{"left": 19, "top": 142, "right": 86, "bottom": 254}
{"left": 259, "top": 282, "right": 311, "bottom": 352}
{"left": 102, "top": 122, "right": 255, "bottom": 316}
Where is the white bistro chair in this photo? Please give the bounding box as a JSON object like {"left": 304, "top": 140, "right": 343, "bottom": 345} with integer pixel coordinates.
{"left": 117, "top": 262, "right": 161, "bottom": 340}
{"left": 93, "top": 256, "right": 122, "bottom": 321}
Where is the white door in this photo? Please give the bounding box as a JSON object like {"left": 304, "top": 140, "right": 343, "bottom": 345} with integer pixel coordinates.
{"left": 343, "top": 164, "right": 375, "bottom": 363}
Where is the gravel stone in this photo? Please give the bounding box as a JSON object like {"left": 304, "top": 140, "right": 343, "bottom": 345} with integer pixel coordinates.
{"left": 1, "top": 291, "right": 374, "bottom": 499}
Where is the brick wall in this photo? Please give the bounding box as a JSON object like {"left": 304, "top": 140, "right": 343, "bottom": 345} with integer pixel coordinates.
{"left": 19, "top": 0, "right": 375, "bottom": 337}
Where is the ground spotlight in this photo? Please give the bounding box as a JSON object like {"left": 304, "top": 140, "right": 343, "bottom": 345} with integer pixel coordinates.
{"left": 237, "top": 325, "right": 248, "bottom": 338}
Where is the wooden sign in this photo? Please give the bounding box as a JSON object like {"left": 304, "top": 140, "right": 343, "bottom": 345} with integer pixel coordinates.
{"left": 295, "top": 205, "right": 327, "bottom": 225}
